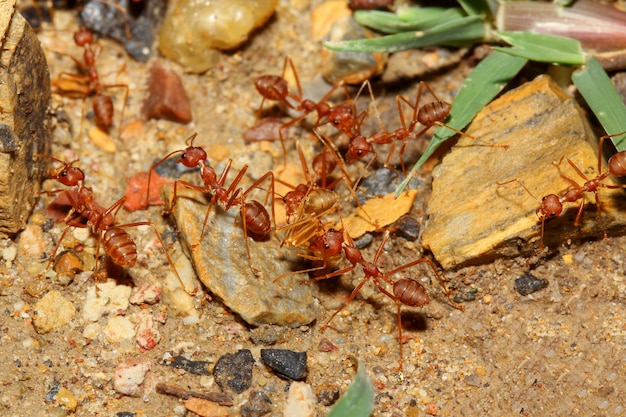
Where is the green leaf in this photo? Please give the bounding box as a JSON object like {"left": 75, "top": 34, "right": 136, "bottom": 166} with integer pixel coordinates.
{"left": 327, "top": 357, "right": 374, "bottom": 417}
{"left": 395, "top": 51, "right": 528, "bottom": 196}
{"left": 456, "top": 0, "right": 493, "bottom": 18}
{"left": 572, "top": 57, "right": 626, "bottom": 151}
{"left": 354, "top": 8, "right": 466, "bottom": 34}
{"left": 323, "top": 15, "right": 488, "bottom": 53}
{"left": 494, "top": 31, "right": 587, "bottom": 65}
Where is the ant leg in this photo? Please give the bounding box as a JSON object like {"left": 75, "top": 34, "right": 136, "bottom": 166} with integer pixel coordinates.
{"left": 319, "top": 276, "right": 370, "bottom": 331}
{"left": 386, "top": 257, "right": 464, "bottom": 311}
{"left": 116, "top": 221, "right": 197, "bottom": 295}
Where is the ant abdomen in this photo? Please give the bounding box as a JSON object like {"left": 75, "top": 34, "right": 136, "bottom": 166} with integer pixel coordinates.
{"left": 417, "top": 101, "right": 451, "bottom": 127}
{"left": 254, "top": 75, "right": 289, "bottom": 101}
{"left": 93, "top": 93, "right": 114, "bottom": 130}
{"left": 103, "top": 227, "right": 138, "bottom": 268}
{"left": 243, "top": 201, "right": 272, "bottom": 240}
{"left": 608, "top": 151, "right": 626, "bottom": 177}
{"left": 393, "top": 278, "right": 430, "bottom": 307}
{"left": 302, "top": 189, "right": 338, "bottom": 215}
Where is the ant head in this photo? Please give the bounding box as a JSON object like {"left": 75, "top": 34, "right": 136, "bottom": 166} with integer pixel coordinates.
{"left": 346, "top": 136, "right": 371, "bottom": 162}
{"left": 283, "top": 188, "right": 306, "bottom": 216}
{"left": 538, "top": 194, "right": 562, "bottom": 219}
{"left": 313, "top": 228, "right": 344, "bottom": 256}
{"left": 178, "top": 146, "right": 207, "bottom": 168}
{"left": 328, "top": 104, "right": 354, "bottom": 134}
{"left": 51, "top": 162, "right": 85, "bottom": 186}
{"left": 74, "top": 28, "right": 94, "bottom": 46}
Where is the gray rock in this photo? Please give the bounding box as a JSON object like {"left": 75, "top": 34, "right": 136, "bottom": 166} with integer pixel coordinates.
{"left": 163, "top": 186, "right": 316, "bottom": 327}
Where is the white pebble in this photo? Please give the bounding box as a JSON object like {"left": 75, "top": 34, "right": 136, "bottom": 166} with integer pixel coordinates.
{"left": 2, "top": 245, "right": 17, "bottom": 262}
{"left": 283, "top": 382, "right": 316, "bottom": 417}
{"left": 113, "top": 361, "right": 151, "bottom": 397}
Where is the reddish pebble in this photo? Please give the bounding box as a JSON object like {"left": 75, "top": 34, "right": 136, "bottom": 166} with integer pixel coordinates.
{"left": 123, "top": 170, "right": 172, "bottom": 212}
{"left": 142, "top": 62, "right": 192, "bottom": 124}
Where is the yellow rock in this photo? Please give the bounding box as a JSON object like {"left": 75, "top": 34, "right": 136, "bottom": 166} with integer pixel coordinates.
{"left": 423, "top": 75, "right": 626, "bottom": 268}
{"left": 33, "top": 290, "right": 76, "bottom": 334}
{"left": 342, "top": 190, "right": 418, "bottom": 239}
{"left": 56, "top": 387, "right": 78, "bottom": 412}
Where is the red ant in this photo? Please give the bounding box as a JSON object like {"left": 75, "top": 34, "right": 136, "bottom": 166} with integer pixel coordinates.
{"left": 147, "top": 133, "right": 276, "bottom": 275}
{"left": 497, "top": 132, "right": 626, "bottom": 248}
{"left": 552, "top": 132, "right": 626, "bottom": 238}
{"left": 51, "top": 27, "right": 128, "bottom": 137}
{"left": 309, "top": 228, "right": 464, "bottom": 370}
{"left": 35, "top": 155, "right": 192, "bottom": 293}
{"left": 250, "top": 57, "right": 345, "bottom": 166}
{"left": 342, "top": 81, "right": 504, "bottom": 174}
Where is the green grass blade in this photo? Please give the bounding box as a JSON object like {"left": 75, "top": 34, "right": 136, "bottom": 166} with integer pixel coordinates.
{"left": 572, "top": 57, "right": 626, "bottom": 150}
{"left": 494, "top": 31, "right": 586, "bottom": 65}
{"left": 395, "top": 51, "right": 528, "bottom": 197}
{"left": 456, "top": 0, "right": 493, "bottom": 18}
{"left": 354, "top": 8, "right": 466, "bottom": 34}
{"left": 327, "top": 357, "right": 374, "bottom": 417}
{"left": 324, "top": 15, "right": 487, "bottom": 53}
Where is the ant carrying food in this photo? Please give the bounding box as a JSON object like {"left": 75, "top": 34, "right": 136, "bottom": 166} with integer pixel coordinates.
{"left": 147, "top": 133, "right": 276, "bottom": 275}
{"left": 35, "top": 155, "right": 192, "bottom": 293}
{"left": 51, "top": 27, "right": 128, "bottom": 138}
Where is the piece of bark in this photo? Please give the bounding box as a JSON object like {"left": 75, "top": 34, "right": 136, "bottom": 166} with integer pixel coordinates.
{"left": 423, "top": 75, "right": 626, "bottom": 268}
{"left": 0, "top": 3, "right": 51, "bottom": 237}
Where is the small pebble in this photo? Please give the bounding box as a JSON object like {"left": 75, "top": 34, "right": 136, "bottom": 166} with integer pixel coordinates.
{"left": 241, "top": 391, "right": 273, "bottom": 417}
{"left": 249, "top": 325, "right": 284, "bottom": 345}
{"left": 158, "top": 0, "right": 279, "bottom": 73}
{"left": 184, "top": 397, "right": 230, "bottom": 417}
{"left": 260, "top": 349, "right": 307, "bottom": 381}
{"left": 113, "top": 361, "right": 151, "bottom": 397}
{"left": 129, "top": 283, "right": 162, "bottom": 305}
{"left": 514, "top": 273, "right": 549, "bottom": 296}
{"left": 103, "top": 316, "right": 135, "bottom": 345}
{"left": 395, "top": 214, "right": 420, "bottom": 241}
{"left": 213, "top": 350, "right": 255, "bottom": 394}
{"left": 33, "top": 290, "right": 76, "bottom": 334}
{"left": 123, "top": 170, "right": 171, "bottom": 212}
{"left": 53, "top": 250, "right": 84, "bottom": 285}
{"left": 163, "top": 355, "right": 212, "bottom": 375}
{"left": 55, "top": 387, "right": 78, "bottom": 412}
{"left": 283, "top": 382, "right": 315, "bottom": 417}
{"left": 82, "top": 282, "right": 132, "bottom": 322}
{"left": 135, "top": 312, "right": 161, "bottom": 351}
{"left": 142, "top": 62, "right": 192, "bottom": 124}
{"left": 464, "top": 373, "right": 481, "bottom": 387}
{"left": 314, "top": 383, "right": 340, "bottom": 406}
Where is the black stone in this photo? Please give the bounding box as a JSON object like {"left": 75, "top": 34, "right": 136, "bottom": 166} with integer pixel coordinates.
{"left": 514, "top": 273, "right": 548, "bottom": 296}
{"left": 213, "top": 350, "right": 255, "bottom": 394}
{"left": 395, "top": 214, "right": 420, "bottom": 241}
{"left": 163, "top": 355, "right": 211, "bottom": 375}
{"left": 260, "top": 349, "right": 307, "bottom": 381}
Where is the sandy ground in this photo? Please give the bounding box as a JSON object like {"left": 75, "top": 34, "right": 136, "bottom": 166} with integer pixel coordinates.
{"left": 2, "top": 1, "right": 626, "bottom": 416}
